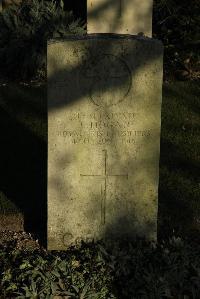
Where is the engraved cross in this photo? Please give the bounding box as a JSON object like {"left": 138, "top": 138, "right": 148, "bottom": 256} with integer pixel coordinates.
{"left": 80, "top": 150, "right": 128, "bottom": 225}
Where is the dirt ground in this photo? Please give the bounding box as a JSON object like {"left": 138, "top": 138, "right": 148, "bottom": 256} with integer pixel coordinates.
{"left": 0, "top": 230, "right": 42, "bottom": 251}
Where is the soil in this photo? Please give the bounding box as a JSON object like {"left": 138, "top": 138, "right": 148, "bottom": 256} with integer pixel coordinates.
{"left": 0, "top": 230, "right": 43, "bottom": 251}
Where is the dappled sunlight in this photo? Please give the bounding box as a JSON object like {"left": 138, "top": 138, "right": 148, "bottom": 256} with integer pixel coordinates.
{"left": 48, "top": 35, "right": 162, "bottom": 111}
{"left": 47, "top": 34, "right": 163, "bottom": 249}
{"left": 87, "top": 0, "right": 153, "bottom": 36}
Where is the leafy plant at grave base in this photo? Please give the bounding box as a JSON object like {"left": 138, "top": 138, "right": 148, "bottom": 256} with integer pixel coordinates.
{"left": 0, "top": 237, "right": 200, "bottom": 298}
{"left": 0, "top": 0, "right": 86, "bottom": 81}
{"left": 153, "top": 0, "right": 200, "bottom": 80}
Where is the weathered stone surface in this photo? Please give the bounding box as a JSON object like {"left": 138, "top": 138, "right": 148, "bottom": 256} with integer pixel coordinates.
{"left": 87, "top": 0, "right": 153, "bottom": 36}
{"left": 48, "top": 34, "right": 163, "bottom": 250}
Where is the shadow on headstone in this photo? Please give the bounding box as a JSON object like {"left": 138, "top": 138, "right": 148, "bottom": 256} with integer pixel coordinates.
{"left": 47, "top": 35, "right": 163, "bottom": 249}
{"left": 87, "top": 0, "right": 153, "bottom": 36}
{"left": 0, "top": 34, "right": 162, "bottom": 249}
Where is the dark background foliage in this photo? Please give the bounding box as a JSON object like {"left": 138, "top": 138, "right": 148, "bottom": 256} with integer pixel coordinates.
{"left": 153, "top": 0, "right": 200, "bottom": 80}
{"left": 0, "top": 0, "right": 199, "bottom": 81}
{"left": 0, "top": 2, "right": 199, "bottom": 297}
{"left": 0, "top": 0, "right": 85, "bottom": 80}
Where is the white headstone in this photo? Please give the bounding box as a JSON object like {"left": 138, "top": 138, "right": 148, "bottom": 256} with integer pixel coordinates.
{"left": 48, "top": 34, "right": 163, "bottom": 250}
{"left": 87, "top": 0, "right": 153, "bottom": 36}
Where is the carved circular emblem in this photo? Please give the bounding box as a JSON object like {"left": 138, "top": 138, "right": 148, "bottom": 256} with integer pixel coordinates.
{"left": 82, "top": 54, "right": 132, "bottom": 108}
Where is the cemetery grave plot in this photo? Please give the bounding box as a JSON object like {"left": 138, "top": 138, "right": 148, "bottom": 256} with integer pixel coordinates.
{"left": 47, "top": 35, "right": 163, "bottom": 249}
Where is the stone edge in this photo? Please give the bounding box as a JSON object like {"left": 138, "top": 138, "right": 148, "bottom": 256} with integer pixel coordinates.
{"left": 47, "top": 33, "right": 163, "bottom": 47}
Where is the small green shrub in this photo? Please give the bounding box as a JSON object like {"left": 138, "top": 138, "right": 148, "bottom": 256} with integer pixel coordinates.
{"left": 0, "top": 0, "right": 85, "bottom": 81}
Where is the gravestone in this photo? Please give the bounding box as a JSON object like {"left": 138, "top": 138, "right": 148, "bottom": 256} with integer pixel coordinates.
{"left": 48, "top": 34, "right": 163, "bottom": 250}
{"left": 87, "top": 0, "right": 153, "bottom": 36}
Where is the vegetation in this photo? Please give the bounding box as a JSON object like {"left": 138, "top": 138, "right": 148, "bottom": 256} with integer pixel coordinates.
{"left": 0, "top": 0, "right": 85, "bottom": 81}
{"left": 0, "top": 1, "right": 199, "bottom": 298}
{"left": 0, "top": 0, "right": 199, "bottom": 81}
{"left": 153, "top": 0, "right": 200, "bottom": 80}
{"left": 0, "top": 235, "right": 200, "bottom": 298}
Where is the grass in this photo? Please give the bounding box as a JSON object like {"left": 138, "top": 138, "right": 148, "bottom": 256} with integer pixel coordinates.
{"left": 0, "top": 80, "right": 199, "bottom": 240}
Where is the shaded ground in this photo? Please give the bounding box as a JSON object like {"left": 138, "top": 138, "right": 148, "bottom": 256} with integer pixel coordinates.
{"left": 0, "top": 82, "right": 47, "bottom": 245}
{"left": 0, "top": 80, "right": 199, "bottom": 245}
{"left": 158, "top": 81, "right": 200, "bottom": 240}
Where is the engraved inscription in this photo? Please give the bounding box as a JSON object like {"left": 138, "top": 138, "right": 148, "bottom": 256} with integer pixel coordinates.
{"left": 57, "top": 111, "right": 151, "bottom": 147}
{"left": 59, "top": 129, "right": 150, "bottom": 147}
{"left": 68, "top": 112, "right": 136, "bottom": 121}
{"left": 80, "top": 150, "right": 128, "bottom": 225}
